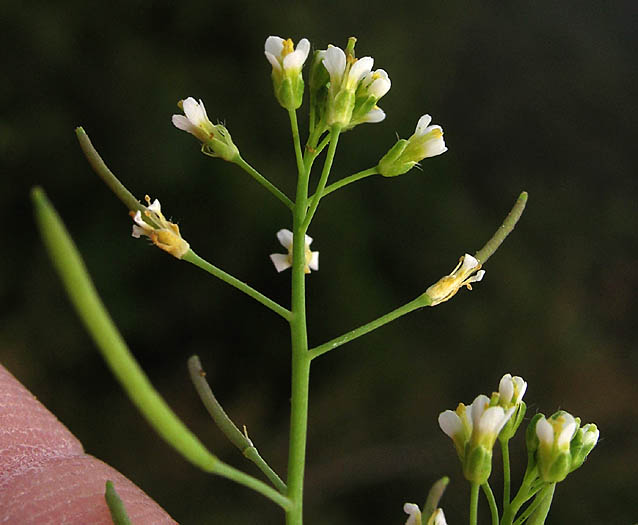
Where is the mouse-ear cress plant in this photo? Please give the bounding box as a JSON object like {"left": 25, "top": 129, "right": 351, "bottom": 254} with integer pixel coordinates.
{"left": 32, "top": 34, "right": 598, "bottom": 525}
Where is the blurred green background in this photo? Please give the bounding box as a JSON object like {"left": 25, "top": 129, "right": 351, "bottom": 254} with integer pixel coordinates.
{"left": 1, "top": 1, "right": 636, "bottom": 523}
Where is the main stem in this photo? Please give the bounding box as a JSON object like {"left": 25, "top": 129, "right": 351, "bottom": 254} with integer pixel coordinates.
{"left": 286, "top": 109, "right": 312, "bottom": 525}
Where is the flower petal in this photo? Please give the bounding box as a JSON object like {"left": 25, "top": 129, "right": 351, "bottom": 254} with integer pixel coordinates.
{"left": 309, "top": 251, "right": 319, "bottom": 271}
{"left": 415, "top": 114, "right": 433, "bottom": 135}
{"left": 276, "top": 229, "right": 294, "bottom": 249}
{"left": 438, "top": 410, "right": 463, "bottom": 438}
{"left": 270, "top": 253, "right": 291, "bottom": 273}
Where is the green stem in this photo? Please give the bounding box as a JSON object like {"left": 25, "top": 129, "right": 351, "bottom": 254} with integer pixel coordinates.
{"left": 501, "top": 468, "right": 540, "bottom": 525}
{"left": 289, "top": 109, "right": 306, "bottom": 182}
{"left": 482, "top": 483, "right": 499, "bottom": 525}
{"left": 524, "top": 484, "right": 555, "bottom": 525}
{"left": 475, "top": 192, "right": 528, "bottom": 264}
{"left": 212, "top": 460, "right": 292, "bottom": 510}
{"left": 501, "top": 439, "right": 512, "bottom": 509}
{"left": 75, "top": 127, "right": 144, "bottom": 214}
{"left": 302, "top": 126, "right": 341, "bottom": 231}
{"left": 188, "top": 355, "right": 287, "bottom": 494}
{"left": 234, "top": 155, "right": 294, "bottom": 210}
{"left": 308, "top": 295, "right": 430, "bottom": 360}
{"left": 470, "top": 482, "right": 480, "bottom": 525}
{"left": 183, "top": 250, "right": 291, "bottom": 321}
{"left": 315, "top": 167, "right": 379, "bottom": 199}
{"left": 285, "top": 112, "right": 313, "bottom": 525}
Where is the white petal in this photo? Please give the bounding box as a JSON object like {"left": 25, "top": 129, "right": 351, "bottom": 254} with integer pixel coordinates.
{"left": 433, "top": 508, "right": 448, "bottom": 525}
{"left": 470, "top": 394, "right": 490, "bottom": 428}
{"left": 499, "top": 374, "right": 514, "bottom": 405}
{"left": 147, "top": 199, "right": 161, "bottom": 214}
{"left": 403, "top": 503, "right": 421, "bottom": 525}
{"left": 309, "top": 251, "right": 319, "bottom": 271}
{"left": 265, "top": 51, "right": 281, "bottom": 71}
{"left": 264, "top": 36, "right": 284, "bottom": 57}
{"left": 536, "top": 417, "right": 554, "bottom": 445}
{"left": 270, "top": 253, "right": 291, "bottom": 273}
{"left": 132, "top": 210, "right": 145, "bottom": 227}
{"left": 557, "top": 416, "right": 577, "bottom": 448}
{"left": 276, "top": 229, "right": 294, "bottom": 249}
{"left": 415, "top": 114, "right": 433, "bottom": 135}
{"left": 323, "top": 45, "right": 346, "bottom": 82}
{"left": 183, "top": 97, "right": 206, "bottom": 126}
{"left": 513, "top": 377, "right": 527, "bottom": 403}
{"left": 361, "top": 107, "right": 386, "bottom": 123}
{"left": 132, "top": 224, "right": 145, "bottom": 238}
{"left": 304, "top": 233, "right": 313, "bottom": 245}
{"left": 461, "top": 253, "right": 480, "bottom": 271}
{"left": 478, "top": 406, "right": 505, "bottom": 434}
{"left": 283, "top": 38, "right": 310, "bottom": 70}
{"left": 438, "top": 410, "right": 462, "bottom": 438}
{"left": 348, "top": 56, "right": 374, "bottom": 86}
{"left": 172, "top": 114, "right": 196, "bottom": 133}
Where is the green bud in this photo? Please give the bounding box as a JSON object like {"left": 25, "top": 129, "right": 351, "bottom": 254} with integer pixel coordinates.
{"left": 569, "top": 423, "right": 599, "bottom": 472}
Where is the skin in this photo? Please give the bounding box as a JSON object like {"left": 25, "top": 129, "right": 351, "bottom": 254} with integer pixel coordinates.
{"left": 0, "top": 364, "right": 176, "bottom": 524}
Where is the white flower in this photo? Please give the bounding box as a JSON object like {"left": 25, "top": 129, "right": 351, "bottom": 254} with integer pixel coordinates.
{"left": 406, "top": 114, "right": 448, "bottom": 159}
{"left": 359, "top": 68, "right": 391, "bottom": 99}
{"left": 426, "top": 254, "right": 485, "bottom": 306}
{"left": 172, "top": 97, "right": 239, "bottom": 160}
{"left": 403, "top": 503, "right": 422, "bottom": 525}
{"left": 469, "top": 394, "right": 515, "bottom": 448}
{"left": 323, "top": 45, "right": 374, "bottom": 92}
{"left": 131, "top": 195, "right": 190, "bottom": 259}
{"left": 498, "top": 374, "right": 527, "bottom": 408}
{"left": 264, "top": 36, "right": 311, "bottom": 74}
{"left": 536, "top": 413, "right": 577, "bottom": 452}
{"left": 439, "top": 394, "right": 513, "bottom": 457}
{"left": 270, "top": 229, "right": 319, "bottom": 274}
{"left": 172, "top": 97, "right": 216, "bottom": 143}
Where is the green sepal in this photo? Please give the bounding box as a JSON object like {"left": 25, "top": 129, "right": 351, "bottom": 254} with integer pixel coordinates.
{"left": 273, "top": 72, "right": 305, "bottom": 110}
{"left": 499, "top": 401, "right": 527, "bottom": 442}
{"left": 105, "top": 481, "right": 132, "bottom": 525}
{"left": 378, "top": 139, "right": 416, "bottom": 177}
{"left": 327, "top": 90, "right": 355, "bottom": 127}
{"left": 539, "top": 451, "right": 571, "bottom": 482}
{"left": 463, "top": 445, "right": 493, "bottom": 484}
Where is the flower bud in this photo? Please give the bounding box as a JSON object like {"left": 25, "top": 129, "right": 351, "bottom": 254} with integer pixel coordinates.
{"left": 264, "top": 36, "right": 310, "bottom": 110}
{"left": 497, "top": 373, "right": 528, "bottom": 441}
{"left": 534, "top": 411, "right": 578, "bottom": 482}
{"left": 569, "top": 423, "right": 599, "bottom": 472}
{"left": 378, "top": 114, "right": 447, "bottom": 177}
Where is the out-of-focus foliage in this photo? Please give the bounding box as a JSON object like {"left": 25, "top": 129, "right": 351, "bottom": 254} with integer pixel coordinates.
{"left": 1, "top": 1, "right": 636, "bottom": 523}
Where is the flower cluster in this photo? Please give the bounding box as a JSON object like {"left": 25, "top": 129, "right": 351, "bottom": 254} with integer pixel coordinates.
{"left": 439, "top": 384, "right": 515, "bottom": 484}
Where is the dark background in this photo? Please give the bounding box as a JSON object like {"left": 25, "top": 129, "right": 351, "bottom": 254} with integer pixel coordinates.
{"left": 1, "top": 1, "right": 636, "bottom": 523}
